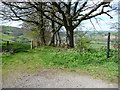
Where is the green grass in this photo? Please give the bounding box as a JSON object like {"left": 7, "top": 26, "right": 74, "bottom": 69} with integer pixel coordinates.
{"left": 2, "top": 46, "right": 119, "bottom": 83}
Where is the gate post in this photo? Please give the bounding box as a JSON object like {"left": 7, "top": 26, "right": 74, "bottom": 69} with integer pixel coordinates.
{"left": 107, "top": 32, "right": 110, "bottom": 58}
{"left": 31, "top": 40, "right": 33, "bottom": 49}
{"left": 6, "top": 41, "right": 9, "bottom": 52}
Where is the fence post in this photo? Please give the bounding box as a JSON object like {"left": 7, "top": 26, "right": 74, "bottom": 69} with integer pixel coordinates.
{"left": 6, "top": 41, "right": 9, "bottom": 52}
{"left": 31, "top": 40, "right": 33, "bottom": 49}
{"left": 107, "top": 32, "right": 110, "bottom": 58}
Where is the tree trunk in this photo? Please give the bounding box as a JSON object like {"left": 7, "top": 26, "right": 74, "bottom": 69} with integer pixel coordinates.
{"left": 66, "top": 27, "right": 74, "bottom": 48}
{"left": 55, "top": 33, "right": 58, "bottom": 46}
{"left": 40, "top": 27, "right": 46, "bottom": 45}
{"left": 49, "top": 33, "right": 55, "bottom": 46}
{"left": 69, "top": 30, "right": 74, "bottom": 48}
{"left": 49, "top": 19, "right": 55, "bottom": 46}
{"left": 66, "top": 30, "right": 69, "bottom": 46}
{"left": 57, "top": 31, "right": 61, "bottom": 46}
{"left": 49, "top": 10, "right": 57, "bottom": 46}
{"left": 38, "top": 2, "right": 46, "bottom": 46}
{"left": 38, "top": 24, "right": 46, "bottom": 46}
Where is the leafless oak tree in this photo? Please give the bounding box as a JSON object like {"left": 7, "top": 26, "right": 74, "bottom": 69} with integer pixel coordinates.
{"left": 1, "top": 0, "right": 116, "bottom": 48}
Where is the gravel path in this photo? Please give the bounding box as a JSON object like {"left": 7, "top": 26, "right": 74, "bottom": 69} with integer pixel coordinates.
{"left": 3, "top": 69, "right": 118, "bottom": 88}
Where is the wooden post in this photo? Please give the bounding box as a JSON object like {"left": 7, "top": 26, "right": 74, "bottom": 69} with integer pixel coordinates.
{"left": 31, "top": 40, "right": 33, "bottom": 49}
{"left": 6, "top": 41, "right": 9, "bottom": 52}
{"left": 107, "top": 32, "right": 110, "bottom": 58}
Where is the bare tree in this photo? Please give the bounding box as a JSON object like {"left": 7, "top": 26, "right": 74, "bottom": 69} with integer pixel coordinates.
{"left": 1, "top": 2, "right": 47, "bottom": 46}
{"left": 1, "top": 0, "right": 116, "bottom": 48}
{"left": 27, "top": 1, "right": 116, "bottom": 48}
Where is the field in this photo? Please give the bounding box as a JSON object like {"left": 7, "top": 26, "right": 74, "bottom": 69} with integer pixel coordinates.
{"left": 89, "top": 33, "right": 117, "bottom": 49}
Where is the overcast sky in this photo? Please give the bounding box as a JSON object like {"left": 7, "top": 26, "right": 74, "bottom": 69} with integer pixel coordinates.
{"left": 0, "top": 0, "right": 119, "bottom": 31}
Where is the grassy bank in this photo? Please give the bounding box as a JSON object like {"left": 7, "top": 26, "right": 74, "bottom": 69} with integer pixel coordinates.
{"left": 2, "top": 46, "right": 119, "bottom": 83}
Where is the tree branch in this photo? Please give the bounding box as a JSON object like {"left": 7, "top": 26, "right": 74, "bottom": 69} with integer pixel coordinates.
{"left": 8, "top": 5, "right": 39, "bottom": 25}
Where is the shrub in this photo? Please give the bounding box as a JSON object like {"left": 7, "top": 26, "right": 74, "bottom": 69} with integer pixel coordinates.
{"left": 75, "top": 37, "right": 92, "bottom": 51}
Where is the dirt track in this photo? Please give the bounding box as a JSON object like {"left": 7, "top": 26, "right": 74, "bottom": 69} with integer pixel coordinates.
{"left": 2, "top": 69, "right": 118, "bottom": 88}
